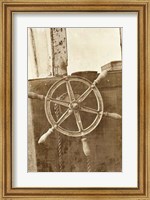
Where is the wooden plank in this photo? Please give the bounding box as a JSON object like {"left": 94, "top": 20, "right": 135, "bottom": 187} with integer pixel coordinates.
{"left": 51, "top": 28, "right": 68, "bottom": 76}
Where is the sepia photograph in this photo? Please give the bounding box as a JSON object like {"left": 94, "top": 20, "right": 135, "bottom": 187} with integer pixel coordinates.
{"left": 28, "top": 27, "right": 122, "bottom": 172}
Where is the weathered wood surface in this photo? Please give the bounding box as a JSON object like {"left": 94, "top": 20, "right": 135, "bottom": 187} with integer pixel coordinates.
{"left": 28, "top": 99, "right": 37, "bottom": 172}
{"left": 51, "top": 28, "right": 68, "bottom": 76}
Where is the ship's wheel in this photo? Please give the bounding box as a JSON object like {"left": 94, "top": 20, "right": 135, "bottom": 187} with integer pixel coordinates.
{"left": 28, "top": 70, "right": 122, "bottom": 166}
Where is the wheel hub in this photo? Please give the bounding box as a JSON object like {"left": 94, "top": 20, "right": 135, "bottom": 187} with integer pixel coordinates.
{"left": 70, "top": 102, "right": 80, "bottom": 110}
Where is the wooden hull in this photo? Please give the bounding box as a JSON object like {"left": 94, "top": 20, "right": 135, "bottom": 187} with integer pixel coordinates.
{"left": 28, "top": 70, "right": 122, "bottom": 172}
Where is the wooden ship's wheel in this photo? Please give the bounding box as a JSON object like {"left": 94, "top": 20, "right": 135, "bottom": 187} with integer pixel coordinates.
{"left": 28, "top": 70, "right": 121, "bottom": 168}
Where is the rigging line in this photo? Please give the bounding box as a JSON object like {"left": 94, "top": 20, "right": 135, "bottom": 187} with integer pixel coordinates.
{"left": 29, "top": 28, "right": 39, "bottom": 77}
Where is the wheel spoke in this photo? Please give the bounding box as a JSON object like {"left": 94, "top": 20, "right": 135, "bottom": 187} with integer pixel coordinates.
{"left": 48, "top": 98, "right": 69, "bottom": 108}
{"left": 66, "top": 80, "right": 75, "bottom": 102}
{"left": 74, "top": 111, "right": 83, "bottom": 132}
{"left": 77, "top": 87, "right": 92, "bottom": 103}
{"left": 80, "top": 106, "right": 98, "bottom": 115}
{"left": 57, "top": 109, "right": 73, "bottom": 125}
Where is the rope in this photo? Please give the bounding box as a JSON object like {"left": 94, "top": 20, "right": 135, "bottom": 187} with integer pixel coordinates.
{"left": 56, "top": 131, "right": 63, "bottom": 172}
{"left": 86, "top": 155, "right": 92, "bottom": 172}
{"left": 54, "top": 101, "right": 63, "bottom": 172}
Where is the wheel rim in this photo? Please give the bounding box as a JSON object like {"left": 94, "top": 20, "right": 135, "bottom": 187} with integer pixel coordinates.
{"left": 45, "top": 76, "right": 104, "bottom": 137}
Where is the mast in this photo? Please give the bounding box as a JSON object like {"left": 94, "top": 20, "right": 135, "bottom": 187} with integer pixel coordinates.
{"left": 50, "top": 28, "right": 68, "bottom": 76}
